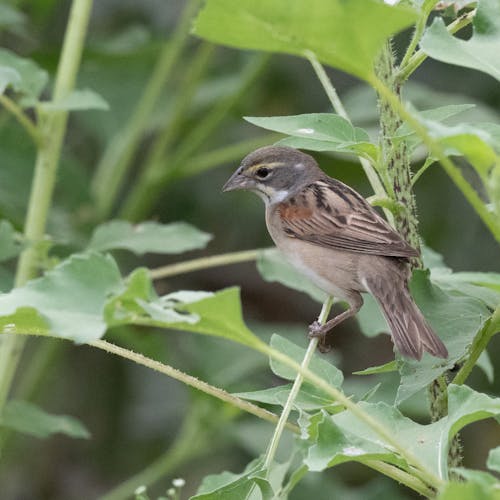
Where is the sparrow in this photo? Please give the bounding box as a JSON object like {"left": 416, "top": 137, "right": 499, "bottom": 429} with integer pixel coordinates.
{"left": 222, "top": 145, "right": 448, "bottom": 360}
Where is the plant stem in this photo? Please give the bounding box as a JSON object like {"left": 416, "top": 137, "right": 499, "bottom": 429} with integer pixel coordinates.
{"left": 371, "top": 77, "right": 500, "bottom": 243}
{"left": 149, "top": 248, "right": 262, "bottom": 280}
{"left": 397, "top": 9, "right": 476, "bottom": 82}
{"left": 452, "top": 305, "right": 500, "bottom": 386}
{"left": 0, "top": 94, "right": 41, "bottom": 145}
{"left": 90, "top": 339, "right": 295, "bottom": 432}
{"left": 91, "top": 0, "right": 198, "bottom": 219}
{"left": 120, "top": 54, "right": 270, "bottom": 220}
{"left": 263, "top": 296, "right": 333, "bottom": 469}
{"left": 376, "top": 42, "right": 421, "bottom": 255}
{"left": 0, "top": 0, "right": 93, "bottom": 413}
{"left": 365, "top": 459, "right": 435, "bottom": 497}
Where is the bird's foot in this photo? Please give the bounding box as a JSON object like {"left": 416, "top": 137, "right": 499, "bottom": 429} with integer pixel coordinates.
{"left": 308, "top": 321, "right": 331, "bottom": 353}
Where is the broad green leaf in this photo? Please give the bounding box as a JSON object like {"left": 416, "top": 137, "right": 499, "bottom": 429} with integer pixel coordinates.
{"left": 39, "top": 88, "right": 110, "bottom": 111}
{"left": 0, "top": 66, "right": 21, "bottom": 94}
{"left": 476, "top": 350, "right": 495, "bottom": 384}
{"left": 1, "top": 400, "right": 90, "bottom": 439}
{"left": 0, "top": 253, "right": 123, "bottom": 342}
{"left": 245, "top": 114, "right": 378, "bottom": 161}
{"left": 192, "top": 457, "right": 271, "bottom": 500}
{"left": 0, "top": 5, "right": 26, "bottom": 31}
{"left": 353, "top": 360, "right": 398, "bottom": 376}
{"left": 304, "top": 384, "right": 500, "bottom": 480}
{"left": 421, "top": 0, "right": 500, "bottom": 82}
{"left": 269, "top": 334, "right": 343, "bottom": 387}
{"left": 303, "top": 411, "right": 406, "bottom": 472}
{"left": 437, "top": 480, "right": 494, "bottom": 500}
{"left": 0, "top": 48, "right": 48, "bottom": 100}
{"left": 194, "top": 0, "right": 417, "bottom": 80}
{"left": 396, "top": 271, "right": 490, "bottom": 404}
{"left": 487, "top": 446, "right": 500, "bottom": 473}
{"left": 0, "top": 220, "right": 22, "bottom": 261}
{"left": 235, "top": 382, "right": 342, "bottom": 412}
{"left": 87, "top": 220, "right": 212, "bottom": 255}
{"left": 107, "top": 277, "right": 262, "bottom": 348}
{"left": 452, "top": 467, "right": 500, "bottom": 490}
{"left": 257, "top": 248, "right": 326, "bottom": 303}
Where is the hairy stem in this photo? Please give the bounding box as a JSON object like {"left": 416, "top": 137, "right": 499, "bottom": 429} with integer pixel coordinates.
{"left": 0, "top": 0, "right": 93, "bottom": 414}
{"left": 149, "top": 248, "right": 262, "bottom": 280}
{"left": 263, "top": 296, "right": 333, "bottom": 469}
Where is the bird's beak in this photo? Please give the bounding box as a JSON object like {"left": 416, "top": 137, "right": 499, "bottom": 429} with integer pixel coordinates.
{"left": 222, "top": 169, "right": 251, "bottom": 192}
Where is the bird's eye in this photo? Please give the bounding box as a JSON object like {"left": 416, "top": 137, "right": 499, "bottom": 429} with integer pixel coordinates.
{"left": 256, "top": 167, "right": 270, "bottom": 179}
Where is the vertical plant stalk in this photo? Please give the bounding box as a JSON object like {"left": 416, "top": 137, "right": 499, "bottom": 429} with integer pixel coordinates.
{"left": 0, "top": 0, "right": 94, "bottom": 412}
{"left": 375, "top": 42, "right": 421, "bottom": 255}
{"left": 91, "top": 0, "right": 199, "bottom": 219}
{"left": 374, "top": 41, "right": 462, "bottom": 469}
{"left": 263, "top": 296, "right": 333, "bottom": 469}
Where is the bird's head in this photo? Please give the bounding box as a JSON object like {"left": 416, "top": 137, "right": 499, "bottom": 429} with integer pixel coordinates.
{"left": 222, "top": 146, "right": 322, "bottom": 205}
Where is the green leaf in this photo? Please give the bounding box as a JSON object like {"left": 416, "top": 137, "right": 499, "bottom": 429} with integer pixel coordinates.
{"left": 39, "top": 88, "right": 110, "bottom": 111}
{"left": 245, "top": 114, "right": 378, "bottom": 160}
{"left": 487, "top": 446, "right": 500, "bottom": 473}
{"left": 353, "top": 360, "right": 398, "bottom": 376}
{"left": 476, "top": 350, "right": 495, "bottom": 383}
{"left": 0, "top": 48, "right": 48, "bottom": 100}
{"left": 193, "top": 0, "right": 417, "bottom": 80}
{"left": 235, "top": 382, "right": 342, "bottom": 412}
{"left": 1, "top": 400, "right": 90, "bottom": 439}
{"left": 436, "top": 480, "right": 495, "bottom": 500}
{"left": 304, "top": 384, "right": 500, "bottom": 480}
{"left": 0, "top": 253, "right": 123, "bottom": 342}
{"left": 451, "top": 467, "right": 500, "bottom": 490}
{"left": 192, "top": 457, "right": 273, "bottom": 500}
{"left": 396, "top": 271, "right": 490, "bottom": 404}
{"left": 421, "top": 0, "right": 500, "bottom": 82}
{"left": 269, "top": 334, "right": 343, "bottom": 387}
{"left": 0, "top": 220, "right": 22, "bottom": 261}
{"left": 257, "top": 248, "right": 326, "bottom": 303}
{"left": 106, "top": 277, "right": 263, "bottom": 348}
{"left": 87, "top": 220, "right": 212, "bottom": 255}
{"left": 0, "top": 66, "right": 21, "bottom": 94}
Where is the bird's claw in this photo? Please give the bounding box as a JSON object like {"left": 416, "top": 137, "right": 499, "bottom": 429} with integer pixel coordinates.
{"left": 308, "top": 321, "right": 331, "bottom": 353}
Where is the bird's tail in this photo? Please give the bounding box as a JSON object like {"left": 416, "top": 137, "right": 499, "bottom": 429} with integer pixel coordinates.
{"left": 366, "top": 277, "right": 448, "bottom": 360}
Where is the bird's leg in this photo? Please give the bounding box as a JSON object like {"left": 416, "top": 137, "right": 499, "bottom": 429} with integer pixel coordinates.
{"left": 308, "top": 296, "right": 363, "bottom": 353}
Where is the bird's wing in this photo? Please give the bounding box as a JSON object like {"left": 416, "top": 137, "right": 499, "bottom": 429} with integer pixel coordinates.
{"left": 276, "top": 179, "right": 418, "bottom": 258}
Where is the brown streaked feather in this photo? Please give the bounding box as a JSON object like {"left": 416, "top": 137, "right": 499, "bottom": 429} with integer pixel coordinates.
{"left": 277, "top": 178, "right": 418, "bottom": 258}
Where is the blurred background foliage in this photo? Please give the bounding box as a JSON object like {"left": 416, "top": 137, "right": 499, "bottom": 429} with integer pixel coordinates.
{"left": 0, "top": 0, "right": 499, "bottom": 498}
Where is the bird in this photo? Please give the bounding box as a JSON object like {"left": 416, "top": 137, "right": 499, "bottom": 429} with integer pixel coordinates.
{"left": 222, "top": 145, "right": 448, "bottom": 360}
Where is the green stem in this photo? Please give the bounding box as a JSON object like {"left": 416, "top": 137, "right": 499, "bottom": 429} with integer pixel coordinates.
{"left": 90, "top": 339, "right": 294, "bottom": 432}
{"left": 149, "top": 248, "right": 262, "bottom": 280}
{"left": 366, "top": 460, "right": 435, "bottom": 497}
{"left": 263, "top": 296, "right": 333, "bottom": 469}
{"left": 399, "top": 0, "right": 435, "bottom": 70}
{"left": 371, "top": 77, "right": 500, "bottom": 243}
{"left": 178, "top": 134, "right": 283, "bottom": 178}
{"left": 91, "top": 0, "right": 199, "bottom": 219}
{"left": 0, "top": 94, "right": 41, "bottom": 145}
{"left": 0, "top": 0, "right": 93, "bottom": 413}
{"left": 306, "top": 52, "right": 392, "bottom": 224}
{"left": 452, "top": 305, "right": 500, "bottom": 386}
{"left": 397, "top": 9, "right": 476, "bottom": 82}
{"left": 120, "top": 54, "right": 270, "bottom": 220}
